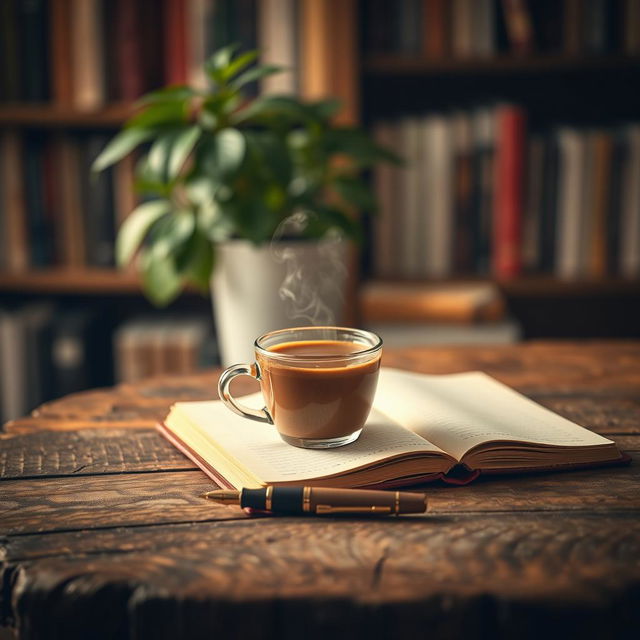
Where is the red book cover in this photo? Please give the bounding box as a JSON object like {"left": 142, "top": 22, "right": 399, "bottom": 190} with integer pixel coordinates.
{"left": 114, "top": 0, "right": 145, "bottom": 100}
{"left": 492, "top": 105, "right": 527, "bottom": 279}
{"left": 164, "top": 0, "right": 188, "bottom": 85}
{"left": 423, "top": 0, "right": 449, "bottom": 58}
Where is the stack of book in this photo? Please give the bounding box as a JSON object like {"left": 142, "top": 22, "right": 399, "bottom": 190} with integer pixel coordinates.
{"left": 363, "top": 0, "right": 640, "bottom": 58}
{"left": 114, "top": 316, "right": 216, "bottom": 383}
{"left": 0, "top": 306, "right": 216, "bottom": 423}
{"left": 372, "top": 105, "right": 640, "bottom": 280}
{"left": 0, "top": 0, "right": 298, "bottom": 108}
{"left": 0, "top": 303, "right": 112, "bottom": 422}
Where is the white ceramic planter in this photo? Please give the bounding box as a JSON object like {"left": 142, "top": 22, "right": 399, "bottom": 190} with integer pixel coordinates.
{"left": 211, "top": 239, "right": 348, "bottom": 365}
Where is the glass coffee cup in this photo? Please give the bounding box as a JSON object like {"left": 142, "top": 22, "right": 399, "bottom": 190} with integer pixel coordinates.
{"left": 218, "top": 326, "right": 383, "bottom": 449}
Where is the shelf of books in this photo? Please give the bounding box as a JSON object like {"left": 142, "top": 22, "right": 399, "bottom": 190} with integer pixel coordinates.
{"left": 0, "top": 0, "right": 304, "bottom": 424}
{"left": 362, "top": 0, "right": 640, "bottom": 293}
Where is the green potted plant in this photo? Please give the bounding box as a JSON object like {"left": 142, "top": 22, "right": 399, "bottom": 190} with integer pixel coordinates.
{"left": 94, "top": 45, "right": 397, "bottom": 364}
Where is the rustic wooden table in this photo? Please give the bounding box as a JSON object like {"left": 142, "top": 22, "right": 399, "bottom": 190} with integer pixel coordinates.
{"left": 1, "top": 341, "right": 639, "bottom": 640}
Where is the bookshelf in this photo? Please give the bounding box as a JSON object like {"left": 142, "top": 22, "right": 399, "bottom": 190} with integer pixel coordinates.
{"left": 355, "top": 0, "right": 640, "bottom": 338}
{"left": 1, "top": 0, "right": 640, "bottom": 423}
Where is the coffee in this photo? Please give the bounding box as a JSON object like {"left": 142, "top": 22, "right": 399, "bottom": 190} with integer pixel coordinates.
{"left": 218, "top": 326, "right": 383, "bottom": 448}
{"left": 257, "top": 340, "right": 381, "bottom": 442}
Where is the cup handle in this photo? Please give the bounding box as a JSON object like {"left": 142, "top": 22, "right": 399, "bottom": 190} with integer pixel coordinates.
{"left": 218, "top": 363, "right": 273, "bottom": 424}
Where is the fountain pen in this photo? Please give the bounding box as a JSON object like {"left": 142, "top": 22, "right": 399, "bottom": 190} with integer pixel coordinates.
{"left": 201, "top": 486, "right": 428, "bottom": 516}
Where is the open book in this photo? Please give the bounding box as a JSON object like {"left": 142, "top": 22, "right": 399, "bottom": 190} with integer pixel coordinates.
{"left": 158, "top": 368, "right": 626, "bottom": 489}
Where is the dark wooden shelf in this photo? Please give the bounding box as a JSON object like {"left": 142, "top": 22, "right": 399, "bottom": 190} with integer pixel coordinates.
{"left": 0, "top": 103, "right": 136, "bottom": 128}
{"left": 364, "top": 54, "right": 640, "bottom": 76}
{"left": 497, "top": 276, "right": 640, "bottom": 297}
{"left": 0, "top": 269, "right": 143, "bottom": 294}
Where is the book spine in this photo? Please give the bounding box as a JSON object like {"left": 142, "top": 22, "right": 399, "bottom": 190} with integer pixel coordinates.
{"left": 422, "top": 0, "right": 449, "bottom": 58}
{"left": 555, "top": 128, "right": 588, "bottom": 279}
{"left": 372, "top": 121, "right": 397, "bottom": 278}
{"left": 521, "top": 135, "right": 545, "bottom": 273}
{"left": 259, "top": 0, "right": 298, "bottom": 94}
{"left": 0, "top": 0, "right": 21, "bottom": 101}
{"left": 114, "top": 0, "right": 144, "bottom": 100}
{"left": 54, "top": 134, "right": 86, "bottom": 267}
{"left": 492, "top": 105, "right": 526, "bottom": 279}
{"left": 500, "top": 0, "right": 534, "bottom": 55}
{"left": 23, "top": 134, "right": 48, "bottom": 267}
{"left": 451, "top": 112, "right": 474, "bottom": 273}
{"left": 0, "top": 310, "right": 27, "bottom": 423}
{"left": 473, "top": 0, "right": 496, "bottom": 57}
{"left": 164, "top": 0, "right": 188, "bottom": 85}
{"left": 50, "top": 0, "right": 74, "bottom": 105}
{"left": 82, "top": 136, "right": 115, "bottom": 267}
{"left": 564, "top": 0, "right": 583, "bottom": 55}
{"left": 623, "top": 0, "right": 640, "bottom": 54}
{"left": 0, "top": 131, "right": 29, "bottom": 272}
{"left": 399, "top": 117, "right": 423, "bottom": 277}
{"left": 70, "top": 0, "right": 105, "bottom": 110}
{"left": 20, "top": 0, "right": 50, "bottom": 101}
{"left": 620, "top": 126, "right": 640, "bottom": 277}
{"left": 451, "top": 0, "right": 474, "bottom": 57}
{"left": 539, "top": 133, "right": 559, "bottom": 272}
{"left": 425, "top": 114, "right": 454, "bottom": 277}
{"left": 588, "top": 131, "right": 613, "bottom": 277}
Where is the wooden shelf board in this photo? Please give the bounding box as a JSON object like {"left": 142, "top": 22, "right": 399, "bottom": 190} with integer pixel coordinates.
{"left": 497, "top": 276, "right": 640, "bottom": 297}
{"left": 362, "top": 277, "right": 640, "bottom": 301}
{"left": 0, "top": 103, "right": 135, "bottom": 127}
{"left": 0, "top": 269, "right": 143, "bottom": 294}
{"left": 364, "top": 54, "right": 640, "bottom": 76}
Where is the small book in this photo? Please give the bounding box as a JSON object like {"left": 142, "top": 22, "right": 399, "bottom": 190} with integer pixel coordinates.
{"left": 158, "top": 368, "right": 627, "bottom": 489}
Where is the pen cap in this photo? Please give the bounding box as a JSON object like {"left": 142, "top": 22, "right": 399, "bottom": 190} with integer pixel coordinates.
{"left": 309, "top": 488, "right": 427, "bottom": 514}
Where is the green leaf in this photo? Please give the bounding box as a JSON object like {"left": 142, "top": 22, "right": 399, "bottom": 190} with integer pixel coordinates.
{"left": 324, "top": 128, "right": 402, "bottom": 166}
{"left": 126, "top": 100, "right": 188, "bottom": 129}
{"left": 140, "top": 247, "right": 183, "bottom": 307}
{"left": 332, "top": 175, "right": 377, "bottom": 211}
{"left": 92, "top": 128, "right": 154, "bottom": 172}
{"left": 204, "top": 43, "right": 242, "bottom": 81}
{"left": 231, "top": 64, "right": 283, "bottom": 90}
{"left": 177, "top": 230, "right": 214, "bottom": 292}
{"left": 231, "top": 95, "right": 312, "bottom": 126}
{"left": 308, "top": 98, "right": 342, "bottom": 121}
{"left": 168, "top": 126, "right": 201, "bottom": 178}
{"left": 150, "top": 210, "right": 196, "bottom": 258}
{"left": 135, "top": 86, "right": 196, "bottom": 106}
{"left": 116, "top": 200, "right": 171, "bottom": 267}
{"left": 147, "top": 133, "right": 175, "bottom": 181}
{"left": 245, "top": 131, "right": 292, "bottom": 185}
{"left": 303, "top": 205, "right": 362, "bottom": 243}
{"left": 220, "top": 49, "right": 259, "bottom": 81}
{"left": 210, "top": 128, "right": 246, "bottom": 178}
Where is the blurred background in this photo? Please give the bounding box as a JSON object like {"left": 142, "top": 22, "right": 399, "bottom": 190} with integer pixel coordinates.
{"left": 1, "top": 0, "right": 640, "bottom": 422}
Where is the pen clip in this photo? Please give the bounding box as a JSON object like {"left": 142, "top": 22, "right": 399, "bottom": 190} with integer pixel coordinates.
{"left": 315, "top": 504, "right": 393, "bottom": 515}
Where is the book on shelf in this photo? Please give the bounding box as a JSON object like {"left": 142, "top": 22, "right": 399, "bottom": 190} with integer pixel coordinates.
{"left": 0, "top": 131, "right": 28, "bottom": 272}
{"left": 258, "top": 0, "right": 298, "bottom": 94}
{"left": 492, "top": 104, "right": 526, "bottom": 279}
{"left": 370, "top": 105, "right": 640, "bottom": 281}
{"left": 360, "top": 281, "right": 506, "bottom": 325}
{"left": 159, "top": 367, "right": 627, "bottom": 490}
{"left": 114, "top": 316, "right": 215, "bottom": 383}
{"left": 363, "top": 0, "right": 639, "bottom": 57}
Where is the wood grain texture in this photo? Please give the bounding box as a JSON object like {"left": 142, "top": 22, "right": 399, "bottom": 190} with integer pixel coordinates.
{"left": 3, "top": 515, "right": 640, "bottom": 638}
{"left": 1, "top": 342, "right": 640, "bottom": 639}
{"left": 0, "top": 429, "right": 195, "bottom": 479}
{"left": 2, "top": 456, "right": 639, "bottom": 537}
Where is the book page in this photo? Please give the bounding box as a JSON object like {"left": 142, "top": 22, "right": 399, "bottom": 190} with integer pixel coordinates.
{"left": 373, "top": 368, "right": 614, "bottom": 461}
{"left": 174, "top": 394, "right": 448, "bottom": 484}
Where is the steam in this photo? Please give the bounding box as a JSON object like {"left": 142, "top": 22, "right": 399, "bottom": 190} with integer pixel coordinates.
{"left": 271, "top": 211, "right": 346, "bottom": 326}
